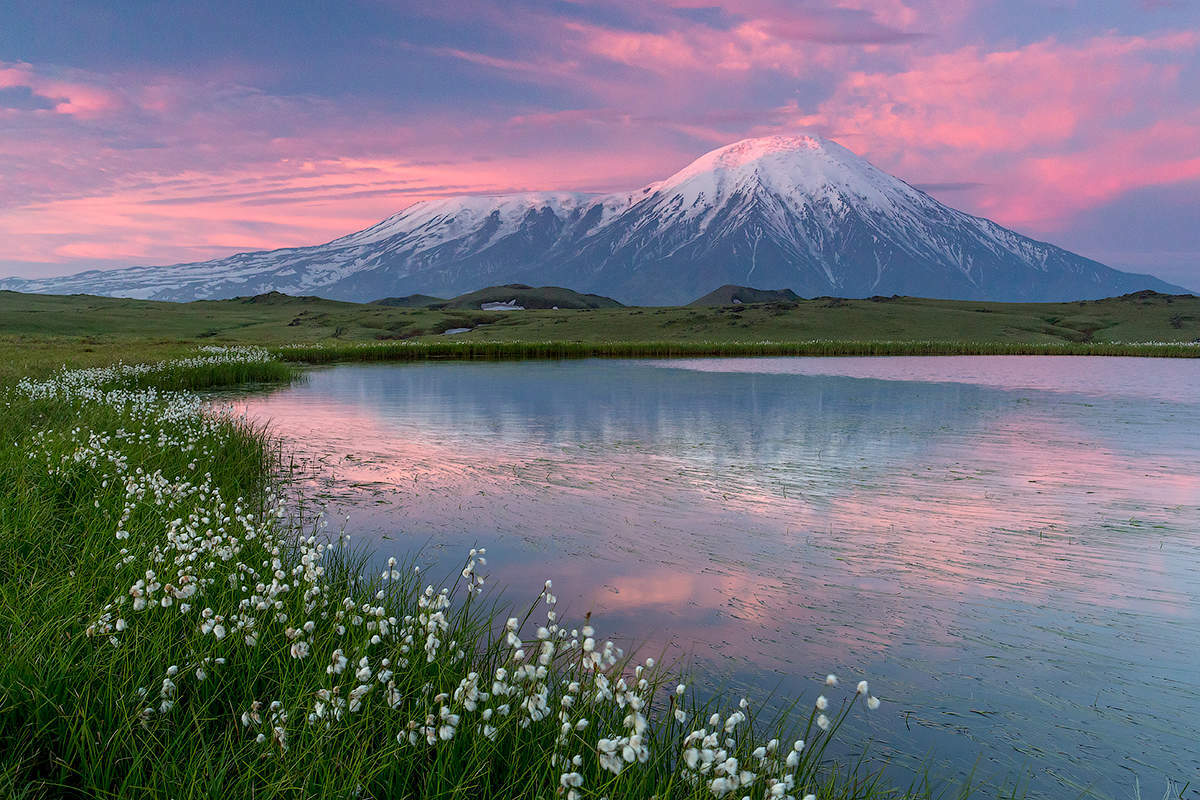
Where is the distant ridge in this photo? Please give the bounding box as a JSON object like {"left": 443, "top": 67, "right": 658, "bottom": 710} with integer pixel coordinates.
{"left": 372, "top": 293, "right": 446, "bottom": 308}
{"left": 3, "top": 134, "right": 1192, "bottom": 304}
{"left": 689, "top": 285, "right": 801, "bottom": 306}
{"left": 374, "top": 284, "right": 622, "bottom": 310}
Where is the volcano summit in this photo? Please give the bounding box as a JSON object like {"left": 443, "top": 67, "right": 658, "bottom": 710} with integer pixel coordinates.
{"left": 4, "top": 135, "right": 1188, "bottom": 304}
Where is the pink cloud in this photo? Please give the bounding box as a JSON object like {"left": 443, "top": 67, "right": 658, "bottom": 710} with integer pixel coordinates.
{"left": 0, "top": 82, "right": 681, "bottom": 272}
{"left": 0, "top": 61, "right": 123, "bottom": 118}
{"left": 2, "top": 6, "right": 1199, "bottom": 280}
{"left": 775, "top": 31, "right": 1200, "bottom": 229}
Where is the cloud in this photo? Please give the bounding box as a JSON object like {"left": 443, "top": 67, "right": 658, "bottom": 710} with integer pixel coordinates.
{"left": 0, "top": 85, "right": 57, "bottom": 111}
{"left": 911, "top": 181, "right": 986, "bottom": 192}
{"left": 1, "top": 3, "right": 1198, "bottom": 289}
{"left": 773, "top": 31, "right": 1200, "bottom": 229}
{"left": 0, "top": 61, "right": 123, "bottom": 118}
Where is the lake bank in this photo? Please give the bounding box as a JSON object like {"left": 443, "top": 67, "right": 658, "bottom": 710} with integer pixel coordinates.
{"left": 0, "top": 348, "right": 937, "bottom": 800}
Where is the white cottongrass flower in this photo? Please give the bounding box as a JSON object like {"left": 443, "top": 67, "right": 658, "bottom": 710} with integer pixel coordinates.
{"left": 39, "top": 352, "right": 896, "bottom": 790}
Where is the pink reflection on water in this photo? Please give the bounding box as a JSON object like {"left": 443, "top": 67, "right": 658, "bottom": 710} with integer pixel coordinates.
{"left": 228, "top": 359, "right": 1200, "bottom": 793}
{"left": 231, "top": 383, "right": 1199, "bottom": 678}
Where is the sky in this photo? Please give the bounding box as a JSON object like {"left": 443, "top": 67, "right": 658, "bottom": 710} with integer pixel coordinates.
{"left": 1, "top": 0, "right": 1198, "bottom": 288}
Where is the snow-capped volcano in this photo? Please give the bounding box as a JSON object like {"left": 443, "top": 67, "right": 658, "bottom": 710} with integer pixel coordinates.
{"left": 3, "top": 134, "right": 1188, "bottom": 303}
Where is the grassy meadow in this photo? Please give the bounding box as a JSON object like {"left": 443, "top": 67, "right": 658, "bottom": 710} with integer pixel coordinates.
{"left": 0, "top": 288, "right": 1197, "bottom": 381}
{"left": 0, "top": 347, "right": 985, "bottom": 799}
{"left": 0, "top": 288, "right": 1195, "bottom": 796}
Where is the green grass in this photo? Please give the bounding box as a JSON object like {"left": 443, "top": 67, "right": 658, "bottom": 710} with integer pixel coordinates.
{"left": 268, "top": 337, "right": 1200, "bottom": 365}
{"left": 1, "top": 289, "right": 1197, "bottom": 381}
{"left": 0, "top": 288, "right": 1187, "bottom": 797}
{"left": 0, "top": 348, "right": 1012, "bottom": 799}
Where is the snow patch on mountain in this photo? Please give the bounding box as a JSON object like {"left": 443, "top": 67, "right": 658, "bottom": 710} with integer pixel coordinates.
{"left": 2, "top": 134, "right": 1190, "bottom": 303}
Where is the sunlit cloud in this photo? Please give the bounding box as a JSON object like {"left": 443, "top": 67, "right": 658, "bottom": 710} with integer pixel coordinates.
{"left": 774, "top": 31, "right": 1200, "bottom": 229}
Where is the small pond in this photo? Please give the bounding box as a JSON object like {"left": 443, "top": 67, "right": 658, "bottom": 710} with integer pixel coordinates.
{"left": 233, "top": 356, "right": 1200, "bottom": 797}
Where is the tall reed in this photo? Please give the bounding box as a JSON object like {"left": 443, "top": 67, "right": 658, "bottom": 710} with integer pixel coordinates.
{"left": 274, "top": 339, "right": 1200, "bottom": 365}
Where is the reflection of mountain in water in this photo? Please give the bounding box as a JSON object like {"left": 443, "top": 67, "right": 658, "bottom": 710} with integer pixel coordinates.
{"left": 236, "top": 359, "right": 1200, "bottom": 799}
{"left": 309, "top": 360, "right": 1013, "bottom": 465}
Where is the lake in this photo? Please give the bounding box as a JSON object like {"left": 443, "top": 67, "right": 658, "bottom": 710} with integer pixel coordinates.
{"left": 233, "top": 356, "right": 1200, "bottom": 797}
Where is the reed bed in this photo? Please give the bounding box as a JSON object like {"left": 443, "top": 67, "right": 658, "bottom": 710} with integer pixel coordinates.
{"left": 0, "top": 346, "right": 990, "bottom": 799}
{"left": 274, "top": 339, "right": 1200, "bottom": 365}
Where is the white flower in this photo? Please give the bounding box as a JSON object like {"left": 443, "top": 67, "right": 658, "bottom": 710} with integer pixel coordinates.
{"left": 710, "top": 777, "right": 734, "bottom": 797}
{"left": 867, "top": 695, "right": 881, "bottom": 710}
{"left": 290, "top": 641, "right": 310, "bottom": 659}
{"left": 816, "top": 714, "right": 829, "bottom": 731}
{"left": 825, "top": 674, "right": 838, "bottom": 687}
{"left": 856, "top": 680, "right": 869, "bottom": 695}
{"left": 815, "top": 695, "right": 828, "bottom": 711}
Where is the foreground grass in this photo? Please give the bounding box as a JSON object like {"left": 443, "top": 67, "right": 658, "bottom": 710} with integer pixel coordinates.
{"left": 1, "top": 289, "right": 1197, "bottom": 380}
{"left": 0, "top": 348, "right": 974, "bottom": 799}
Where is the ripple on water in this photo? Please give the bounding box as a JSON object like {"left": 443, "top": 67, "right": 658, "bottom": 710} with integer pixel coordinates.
{"left": 232, "top": 357, "right": 1200, "bottom": 798}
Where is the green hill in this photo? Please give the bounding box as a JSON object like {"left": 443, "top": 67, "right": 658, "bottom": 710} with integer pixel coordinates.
{"left": 689, "top": 285, "right": 801, "bottom": 306}
{"left": 371, "top": 294, "right": 446, "bottom": 308}
{"left": 371, "top": 285, "right": 623, "bottom": 310}
{"left": 436, "top": 284, "right": 623, "bottom": 310}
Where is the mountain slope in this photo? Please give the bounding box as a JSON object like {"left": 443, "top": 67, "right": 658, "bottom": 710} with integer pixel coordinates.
{"left": 3, "top": 135, "right": 1190, "bottom": 303}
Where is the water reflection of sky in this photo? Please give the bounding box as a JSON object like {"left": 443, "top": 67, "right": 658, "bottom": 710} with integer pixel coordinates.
{"left": 232, "top": 357, "right": 1200, "bottom": 799}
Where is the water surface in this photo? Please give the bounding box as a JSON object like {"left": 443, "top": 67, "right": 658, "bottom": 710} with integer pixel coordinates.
{"left": 234, "top": 357, "right": 1200, "bottom": 797}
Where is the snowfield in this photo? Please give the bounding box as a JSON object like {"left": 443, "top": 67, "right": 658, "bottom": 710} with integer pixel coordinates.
{"left": 2, "top": 135, "right": 1187, "bottom": 304}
